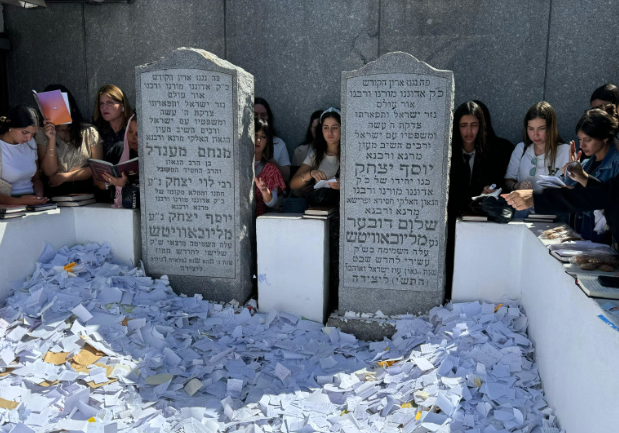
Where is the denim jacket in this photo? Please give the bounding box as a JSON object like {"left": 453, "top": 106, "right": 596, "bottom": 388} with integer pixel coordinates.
{"left": 566, "top": 146, "right": 619, "bottom": 242}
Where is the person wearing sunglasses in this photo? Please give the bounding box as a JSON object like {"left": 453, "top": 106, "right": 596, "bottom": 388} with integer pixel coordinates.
{"left": 504, "top": 102, "right": 569, "bottom": 216}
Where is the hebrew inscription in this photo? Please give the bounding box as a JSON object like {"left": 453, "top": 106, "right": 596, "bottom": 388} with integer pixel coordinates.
{"left": 141, "top": 69, "right": 236, "bottom": 278}
{"left": 343, "top": 73, "right": 449, "bottom": 292}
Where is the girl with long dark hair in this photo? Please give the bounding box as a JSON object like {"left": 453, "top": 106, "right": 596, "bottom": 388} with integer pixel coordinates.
{"left": 0, "top": 106, "right": 48, "bottom": 205}
{"left": 290, "top": 107, "right": 341, "bottom": 207}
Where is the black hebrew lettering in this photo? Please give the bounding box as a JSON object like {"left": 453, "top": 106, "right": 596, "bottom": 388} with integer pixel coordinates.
{"left": 142, "top": 69, "right": 236, "bottom": 278}
{"left": 344, "top": 72, "right": 449, "bottom": 292}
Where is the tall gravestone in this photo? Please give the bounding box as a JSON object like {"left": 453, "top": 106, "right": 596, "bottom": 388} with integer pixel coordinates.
{"left": 340, "top": 52, "right": 454, "bottom": 315}
{"left": 137, "top": 48, "right": 254, "bottom": 302}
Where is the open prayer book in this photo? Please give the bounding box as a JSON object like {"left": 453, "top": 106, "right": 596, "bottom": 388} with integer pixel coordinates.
{"left": 89, "top": 157, "right": 139, "bottom": 182}
{"left": 32, "top": 89, "right": 72, "bottom": 125}
{"left": 314, "top": 178, "right": 337, "bottom": 189}
{"left": 575, "top": 274, "right": 619, "bottom": 300}
{"left": 537, "top": 175, "right": 566, "bottom": 189}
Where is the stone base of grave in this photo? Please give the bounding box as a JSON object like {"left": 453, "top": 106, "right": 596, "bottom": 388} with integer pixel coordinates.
{"left": 326, "top": 312, "right": 397, "bottom": 341}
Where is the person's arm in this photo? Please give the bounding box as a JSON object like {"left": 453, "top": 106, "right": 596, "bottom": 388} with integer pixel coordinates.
{"left": 37, "top": 121, "right": 58, "bottom": 177}
{"left": 503, "top": 175, "right": 616, "bottom": 214}
{"left": 290, "top": 164, "right": 313, "bottom": 190}
{"left": 32, "top": 164, "right": 45, "bottom": 198}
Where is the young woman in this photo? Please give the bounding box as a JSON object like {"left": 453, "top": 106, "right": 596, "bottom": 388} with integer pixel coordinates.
{"left": 292, "top": 109, "right": 322, "bottom": 167}
{"left": 93, "top": 84, "right": 132, "bottom": 165}
{"left": 590, "top": 83, "right": 619, "bottom": 109}
{"left": 504, "top": 101, "right": 569, "bottom": 193}
{"left": 35, "top": 84, "right": 102, "bottom": 196}
{"left": 449, "top": 102, "right": 487, "bottom": 210}
{"left": 290, "top": 107, "right": 341, "bottom": 207}
{"left": 0, "top": 106, "right": 48, "bottom": 206}
{"left": 563, "top": 105, "right": 619, "bottom": 242}
{"left": 254, "top": 97, "right": 290, "bottom": 182}
{"left": 254, "top": 118, "right": 285, "bottom": 216}
{"left": 92, "top": 84, "right": 132, "bottom": 201}
{"left": 97, "top": 113, "right": 140, "bottom": 209}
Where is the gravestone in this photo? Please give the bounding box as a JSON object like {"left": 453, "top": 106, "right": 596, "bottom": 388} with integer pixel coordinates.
{"left": 137, "top": 47, "right": 254, "bottom": 302}
{"left": 340, "top": 52, "right": 454, "bottom": 315}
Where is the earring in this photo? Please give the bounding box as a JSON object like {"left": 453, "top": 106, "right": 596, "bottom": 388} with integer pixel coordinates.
{"left": 8, "top": 128, "right": 11, "bottom": 131}
{"left": 122, "top": 107, "right": 125, "bottom": 112}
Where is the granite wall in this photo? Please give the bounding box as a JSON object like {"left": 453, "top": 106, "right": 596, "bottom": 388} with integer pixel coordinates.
{"left": 5, "top": 0, "right": 619, "bottom": 151}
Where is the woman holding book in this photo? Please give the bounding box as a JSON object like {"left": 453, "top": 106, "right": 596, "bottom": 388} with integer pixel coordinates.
{"left": 35, "top": 84, "right": 102, "bottom": 197}
{"left": 290, "top": 107, "right": 341, "bottom": 207}
{"left": 254, "top": 118, "right": 285, "bottom": 217}
{"left": 92, "top": 84, "right": 132, "bottom": 201}
{"left": 503, "top": 101, "right": 570, "bottom": 217}
{"left": 0, "top": 106, "right": 48, "bottom": 206}
{"left": 98, "top": 113, "right": 140, "bottom": 208}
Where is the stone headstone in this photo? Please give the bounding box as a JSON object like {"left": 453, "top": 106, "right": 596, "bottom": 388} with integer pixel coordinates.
{"left": 339, "top": 52, "right": 454, "bottom": 315}
{"left": 137, "top": 47, "right": 255, "bottom": 303}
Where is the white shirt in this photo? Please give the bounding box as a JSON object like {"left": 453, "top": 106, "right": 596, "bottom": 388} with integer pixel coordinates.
{"left": 303, "top": 149, "right": 339, "bottom": 179}
{"left": 273, "top": 136, "right": 290, "bottom": 167}
{"left": 505, "top": 142, "right": 570, "bottom": 192}
{"left": 0, "top": 138, "right": 38, "bottom": 195}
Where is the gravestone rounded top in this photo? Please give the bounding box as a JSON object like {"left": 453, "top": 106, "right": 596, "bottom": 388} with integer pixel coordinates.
{"left": 343, "top": 51, "right": 454, "bottom": 81}
{"left": 136, "top": 47, "right": 252, "bottom": 78}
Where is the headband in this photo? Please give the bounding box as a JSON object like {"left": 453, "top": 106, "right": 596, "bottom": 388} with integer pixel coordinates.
{"left": 320, "top": 107, "right": 341, "bottom": 122}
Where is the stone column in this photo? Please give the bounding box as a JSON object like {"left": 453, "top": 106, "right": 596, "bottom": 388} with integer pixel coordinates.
{"left": 339, "top": 52, "right": 454, "bottom": 315}
{"left": 137, "top": 47, "right": 255, "bottom": 303}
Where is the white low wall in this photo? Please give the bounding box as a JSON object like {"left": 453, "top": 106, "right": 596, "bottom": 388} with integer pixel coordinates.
{"left": 0, "top": 204, "right": 141, "bottom": 302}
{"left": 256, "top": 214, "right": 329, "bottom": 323}
{"left": 452, "top": 220, "right": 619, "bottom": 433}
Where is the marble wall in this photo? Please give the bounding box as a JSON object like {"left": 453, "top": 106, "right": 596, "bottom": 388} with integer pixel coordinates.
{"left": 5, "top": 0, "right": 619, "bottom": 150}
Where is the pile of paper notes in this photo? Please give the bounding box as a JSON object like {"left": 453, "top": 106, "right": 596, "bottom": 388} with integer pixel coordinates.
{"left": 0, "top": 243, "right": 564, "bottom": 432}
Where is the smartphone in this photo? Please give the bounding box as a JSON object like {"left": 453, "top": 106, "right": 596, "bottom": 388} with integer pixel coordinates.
{"left": 597, "top": 275, "right": 619, "bottom": 288}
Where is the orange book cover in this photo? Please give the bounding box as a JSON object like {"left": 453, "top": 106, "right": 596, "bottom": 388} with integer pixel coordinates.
{"left": 32, "top": 90, "right": 72, "bottom": 125}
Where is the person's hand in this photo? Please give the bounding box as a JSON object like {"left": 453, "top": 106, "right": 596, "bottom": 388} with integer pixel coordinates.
{"left": 519, "top": 180, "right": 533, "bottom": 190}
{"left": 43, "top": 118, "right": 56, "bottom": 141}
{"left": 18, "top": 195, "right": 49, "bottom": 206}
{"left": 501, "top": 190, "right": 534, "bottom": 211}
{"left": 310, "top": 170, "right": 327, "bottom": 182}
{"left": 48, "top": 172, "right": 70, "bottom": 187}
{"left": 564, "top": 161, "right": 588, "bottom": 185}
{"left": 254, "top": 177, "right": 269, "bottom": 197}
{"left": 569, "top": 139, "right": 582, "bottom": 163}
{"left": 482, "top": 185, "right": 494, "bottom": 194}
{"left": 328, "top": 179, "right": 341, "bottom": 190}
{"left": 102, "top": 172, "right": 128, "bottom": 188}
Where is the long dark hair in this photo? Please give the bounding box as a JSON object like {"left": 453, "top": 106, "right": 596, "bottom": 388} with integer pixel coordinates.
{"left": 304, "top": 110, "right": 323, "bottom": 144}
{"left": 522, "top": 101, "right": 564, "bottom": 170}
{"left": 44, "top": 84, "right": 84, "bottom": 149}
{"left": 576, "top": 104, "right": 619, "bottom": 148}
{"left": 312, "top": 109, "right": 341, "bottom": 169}
{"left": 254, "top": 97, "right": 276, "bottom": 137}
{"left": 0, "top": 105, "right": 40, "bottom": 136}
{"left": 472, "top": 100, "right": 497, "bottom": 141}
{"left": 255, "top": 118, "right": 274, "bottom": 163}
{"left": 452, "top": 101, "right": 486, "bottom": 153}
{"left": 590, "top": 83, "right": 619, "bottom": 106}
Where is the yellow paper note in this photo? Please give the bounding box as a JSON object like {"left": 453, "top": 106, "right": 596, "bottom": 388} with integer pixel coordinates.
{"left": 0, "top": 398, "right": 19, "bottom": 410}
{"left": 70, "top": 345, "right": 104, "bottom": 373}
{"left": 43, "top": 351, "right": 70, "bottom": 365}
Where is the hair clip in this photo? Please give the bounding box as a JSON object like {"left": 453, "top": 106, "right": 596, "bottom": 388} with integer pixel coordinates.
{"left": 320, "top": 107, "right": 341, "bottom": 122}
{"left": 0, "top": 116, "right": 10, "bottom": 123}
